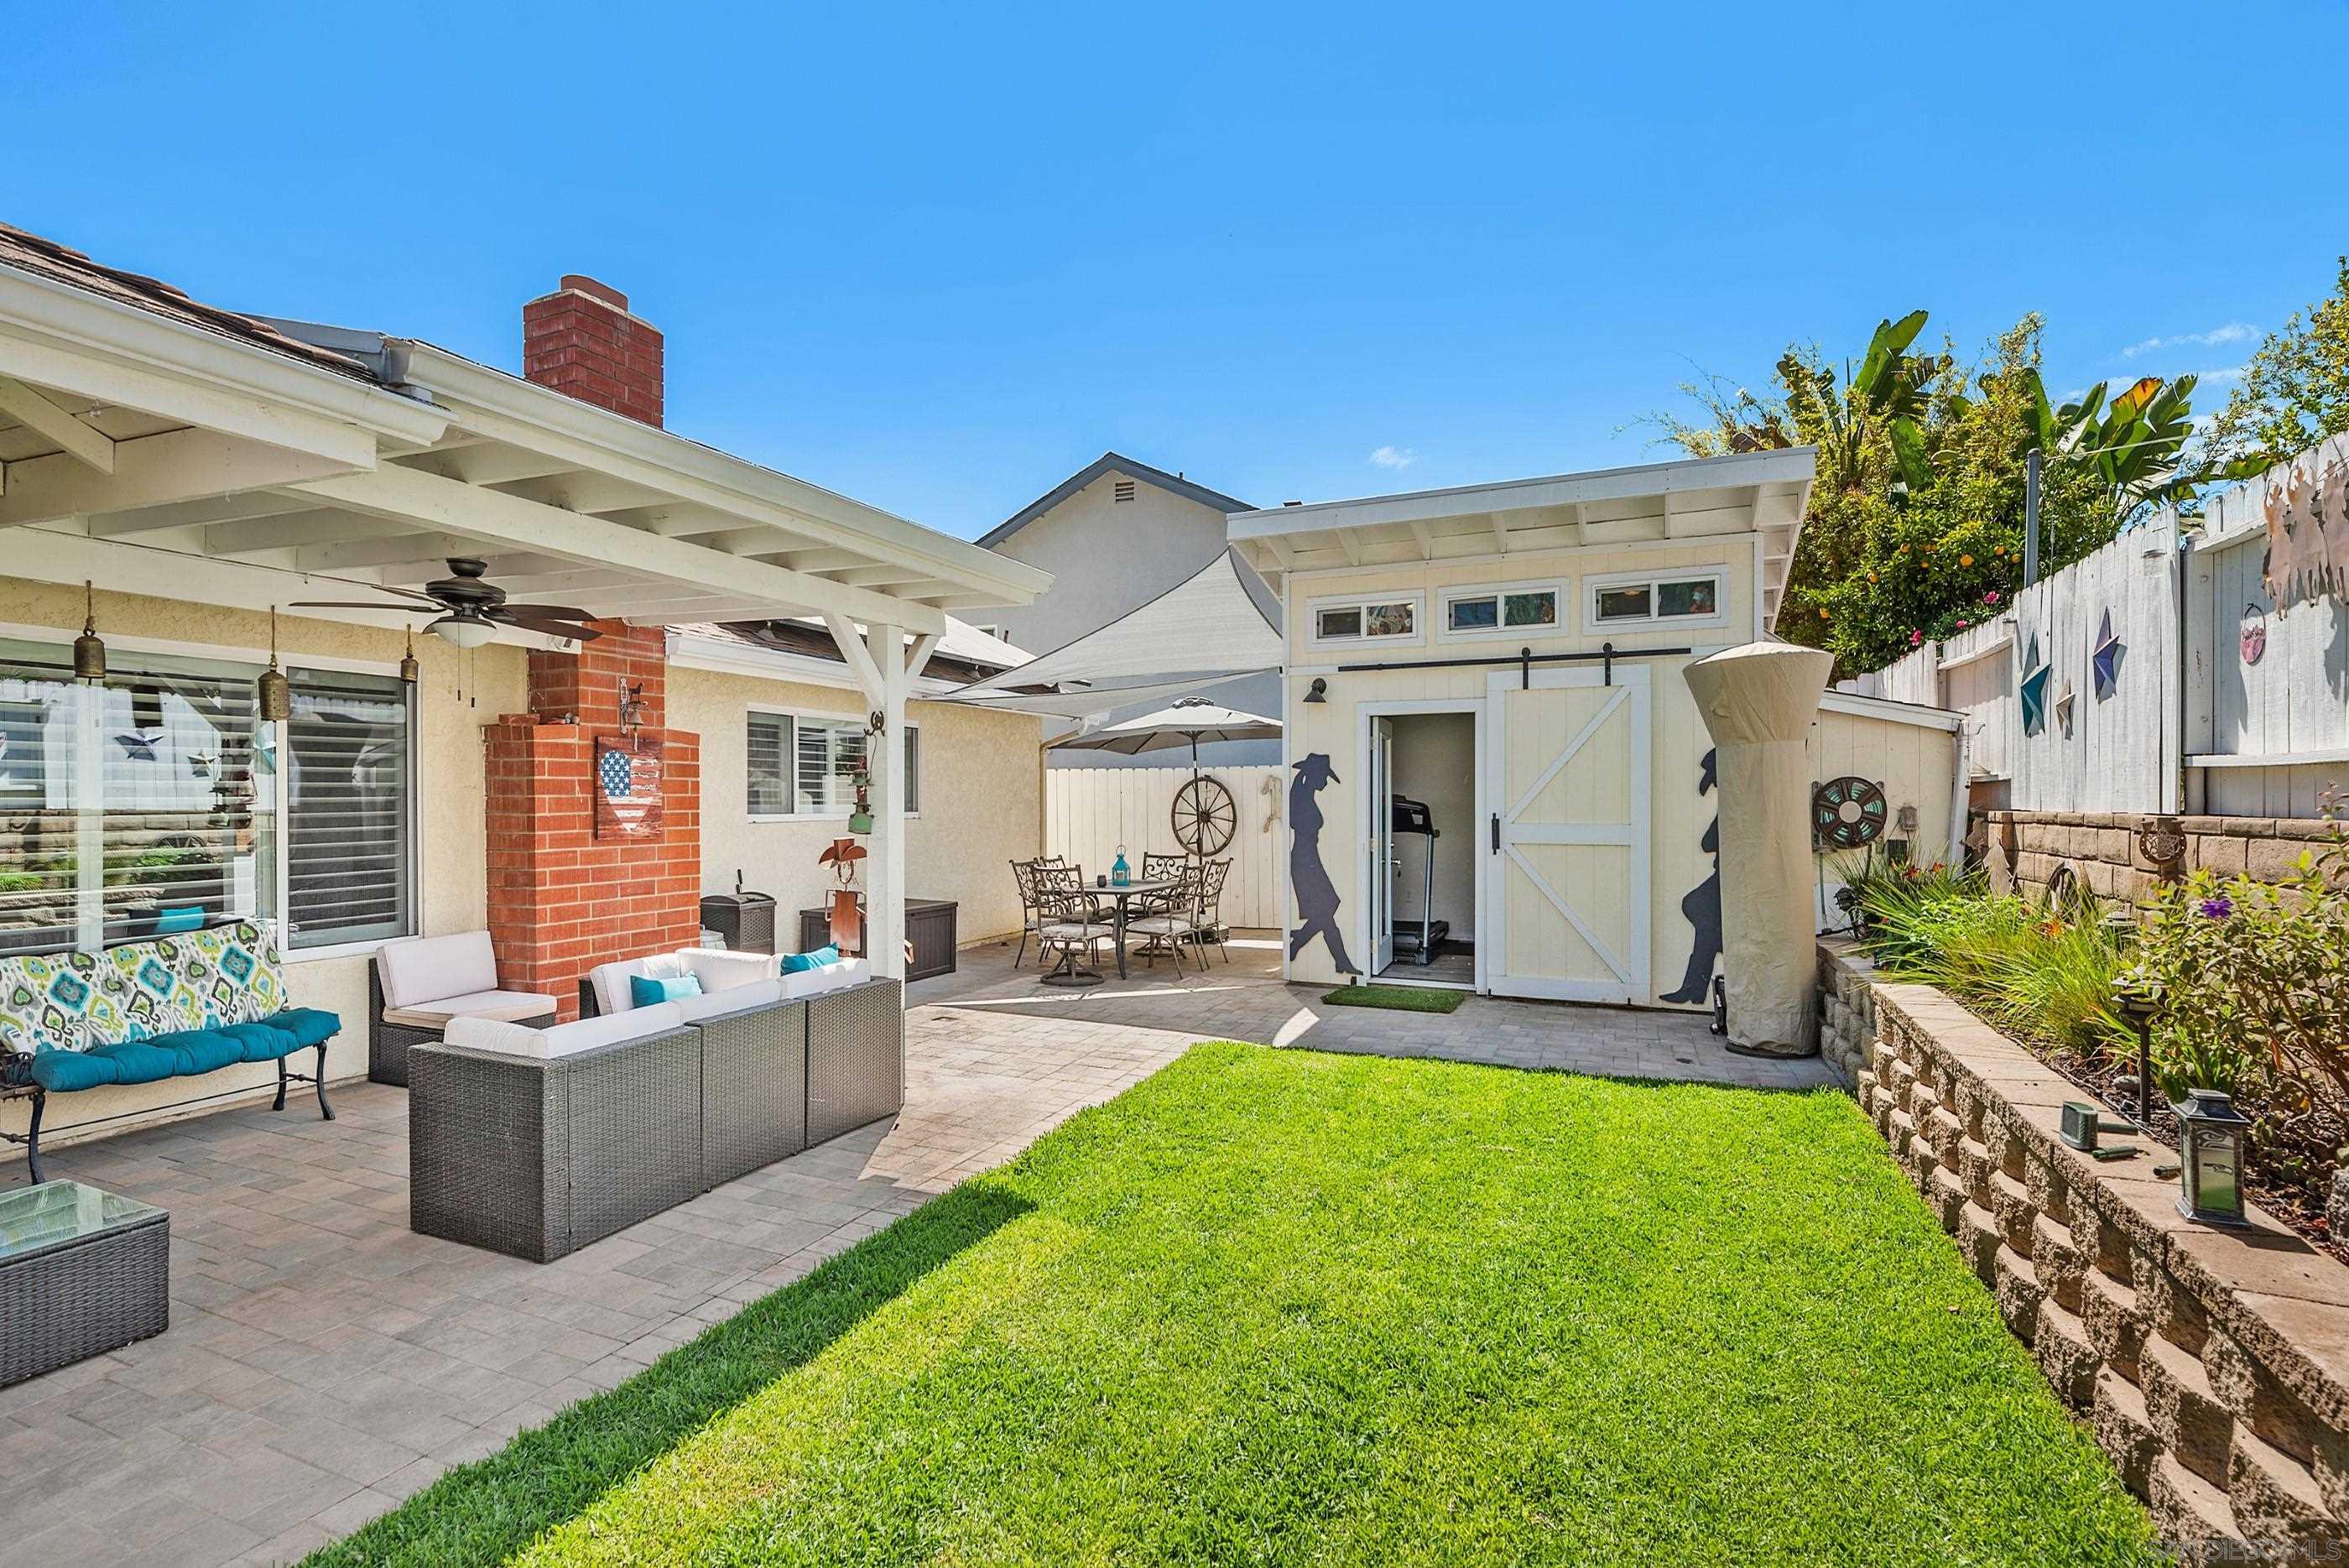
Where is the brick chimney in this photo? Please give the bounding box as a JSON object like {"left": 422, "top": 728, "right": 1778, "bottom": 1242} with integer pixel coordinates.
{"left": 522, "top": 274, "right": 664, "bottom": 428}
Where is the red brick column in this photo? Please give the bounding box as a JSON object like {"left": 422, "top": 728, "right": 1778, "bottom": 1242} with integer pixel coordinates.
{"left": 485, "top": 623, "right": 701, "bottom": 1020}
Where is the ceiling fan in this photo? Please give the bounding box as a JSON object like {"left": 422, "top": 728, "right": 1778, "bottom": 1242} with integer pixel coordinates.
{"left": 289, "top": 558, "right": 602, "bottom": 649}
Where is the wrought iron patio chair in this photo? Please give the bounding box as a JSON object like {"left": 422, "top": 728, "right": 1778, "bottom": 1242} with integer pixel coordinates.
{"left": 1195, "top": 857, "right": 1233, "bottom": 963}
{"left": 1128, "top": 862, "right": 1207, "bottom": 972}
{"left": 1032, "top": 864, "right": 1116, "bottom": 987}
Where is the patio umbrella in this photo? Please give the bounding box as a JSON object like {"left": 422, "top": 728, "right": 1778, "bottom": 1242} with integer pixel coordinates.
{"left": 1050, "top": 697, "right": 1281, "bottom": 861}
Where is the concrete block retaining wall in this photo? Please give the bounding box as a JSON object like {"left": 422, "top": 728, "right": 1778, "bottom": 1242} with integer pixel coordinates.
{"left": 1985, "top": 809, "right": 2345, "bottom": 904}
{"left": 1818, "top": 939, "right": 2349, "bottom": 1565}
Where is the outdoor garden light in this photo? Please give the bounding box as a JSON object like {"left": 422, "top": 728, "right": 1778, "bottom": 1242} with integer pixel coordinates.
{"left": 72, "top": 580, "right": 105, "bottom": 683}
{"left": 2110, "top": 973, "right": 2159, "bottom": 1123}
{"left": 2172, "top": 1087, "right": 2253, "bottom": 1227}
{"left": 256, "top": 608, "right": 292, "bottom": 723}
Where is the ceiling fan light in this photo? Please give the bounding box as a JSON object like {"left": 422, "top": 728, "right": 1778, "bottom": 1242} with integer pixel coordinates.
{"left": 430, "top": 614, "right": 497, "bottom": 650}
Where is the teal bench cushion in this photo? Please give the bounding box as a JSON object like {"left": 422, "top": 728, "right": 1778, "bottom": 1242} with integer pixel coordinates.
{"left": 268, "top": 1008, "right": 341, "bottom": 1049}
{"left": 23, "top": 1009, "right": 338, "bottom": 1091}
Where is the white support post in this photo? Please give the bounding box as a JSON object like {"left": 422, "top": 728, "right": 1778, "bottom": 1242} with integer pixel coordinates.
{"left": 824, "top": 614, "right": 909, "bottom": 982}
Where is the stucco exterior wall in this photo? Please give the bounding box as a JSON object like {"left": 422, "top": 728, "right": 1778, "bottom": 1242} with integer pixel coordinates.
{"left": 666, "top": 664, "right": 1042, "bottom": 947}
{"left": 1281, "top": 539, "right": 1758, "bottom": 1003}
{"left": 0, "top": 578, "right": 526, "bottom": 1148}
{"left": 985, "top": 468, "right": 1234, "bottom": 654}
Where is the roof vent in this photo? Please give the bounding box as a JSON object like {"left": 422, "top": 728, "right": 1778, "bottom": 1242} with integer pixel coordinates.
{"left": 1112, "top": 480, "right": 1137, "bottom": 503}
{"left": 1283, "top": 500, "right": 1302, "bottom": 507}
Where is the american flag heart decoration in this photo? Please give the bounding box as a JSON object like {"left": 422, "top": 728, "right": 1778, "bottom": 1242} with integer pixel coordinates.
{"left": 594, "top": 737, "right": 664, "bottom": 840}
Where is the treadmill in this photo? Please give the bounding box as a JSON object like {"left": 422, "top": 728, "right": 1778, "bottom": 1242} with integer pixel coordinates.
{"left": 1389, "top": 794, "right": 1450, "bottom": 965}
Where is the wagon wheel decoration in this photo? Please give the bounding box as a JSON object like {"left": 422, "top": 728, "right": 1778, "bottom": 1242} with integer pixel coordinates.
{"left": 1811, "top": 775, "right": 1889, "bottom": 851}
{"left": 1171, "top": 774, "right": 1237, "bottom": 857}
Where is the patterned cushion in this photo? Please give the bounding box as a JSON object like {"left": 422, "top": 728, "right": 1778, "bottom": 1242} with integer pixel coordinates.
{"left": 88, "top": 940, "right": 210, "bottom": 1044}
{"left": 0, "top": 954, "right": 98, "bottom": 1056}
{"left": 175, "top": 922, "right": 283, "bottom": 1027}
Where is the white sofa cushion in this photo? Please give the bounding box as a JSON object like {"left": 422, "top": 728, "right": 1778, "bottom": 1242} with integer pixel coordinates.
{"left": 445, "top": 1001, "right": 686, "bottom": 1060}
{"left": 586, "top": 951, "right": 690, "bottom": 1017}
{"left": 380, "top": 988, "right": 560, "bottom": 1029}
{"left": 674, "top": 977, "right": 784, "bottom": 1022}
{"left": 376, "top": 930, "right": 499, "bottom": 1009}
{"left": 680, "top": 948, "right": 778, "bottom": 995}
{"left": 779, "top": 956, "right": 872, "bottom": 999}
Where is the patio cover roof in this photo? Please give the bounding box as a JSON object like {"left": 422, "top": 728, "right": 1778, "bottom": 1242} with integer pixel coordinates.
{"left": 0, "top": 230, "right": 1048, "bottom": 642}
{"left": 940, "top": 549, "right": 1284, "bottom": 722}
{"left": 1227, "top": 448, "right": 1815, "bottom": 630}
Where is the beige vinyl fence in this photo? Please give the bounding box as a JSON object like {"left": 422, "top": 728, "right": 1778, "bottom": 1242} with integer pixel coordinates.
{"left": 1044, "top": 765, "right": 1284, "bottom": 929}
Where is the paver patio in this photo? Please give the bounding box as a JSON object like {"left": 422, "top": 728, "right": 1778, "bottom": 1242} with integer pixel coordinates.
{"left": 0, "top": 933, "right": 1829, "bottom": 1565}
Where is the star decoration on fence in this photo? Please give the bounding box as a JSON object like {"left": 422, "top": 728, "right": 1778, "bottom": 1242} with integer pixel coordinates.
{"left": 2091, "top": 610, "right": 2122, "bottom": 700}
{"left": 2019, "top": 633, "right": 2051, "bottom": 737}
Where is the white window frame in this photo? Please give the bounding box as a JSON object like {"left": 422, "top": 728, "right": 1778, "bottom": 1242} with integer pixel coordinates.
{"left": 0, "top": 622, "right": 421, "bottom": 966}
{"left": 743, "top": 703, "right": 921, "bottom": 823}
{"left": 1583, "top": 568, "right": 1731, "bottom": 631}
{"left": 1436, "top": 579, "right": 1569, "bottom": 643}
{"left": 1305, "top": 591, "right": 1425, "bottom": 652}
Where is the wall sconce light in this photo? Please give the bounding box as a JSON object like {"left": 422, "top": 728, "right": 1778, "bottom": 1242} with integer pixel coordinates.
{"left": 399, "top": 625, "right": 420, "bottom": 685}
{"left": 257, "top": 607, "right": 292, "bottom": 722}
{"left": 73, "top": 581, "right": 106, "bottom": 683}
{"left": 1303, "top": 677, "right": 1328, "bottom": 704}
{"left": 2173, "top": 1087, "right": 2252, "bottom": 1226}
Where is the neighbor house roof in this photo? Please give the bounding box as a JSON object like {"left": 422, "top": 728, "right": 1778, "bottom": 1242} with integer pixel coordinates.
{"left": 0, "top": 221, "right": 379, "bottom": 383}
{"left": 975, "top": 452, "right": 1251, "bottom": 550}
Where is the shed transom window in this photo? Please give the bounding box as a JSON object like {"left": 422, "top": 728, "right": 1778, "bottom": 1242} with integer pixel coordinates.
{"left": 1310, "top": 596, "right": 1419, "bottom": 644}
{"left": 1588, "top": 572, "right": 1725, "bottom": 626}
{"left": 1441, "top": 582, "right": 1563, "bottom": 638}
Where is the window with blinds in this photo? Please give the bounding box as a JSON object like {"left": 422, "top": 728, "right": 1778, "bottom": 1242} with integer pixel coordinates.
{"left": 747, "top": 712, "right": 918, "bottom": 816}
{"left": 286, "top": 668, "right": 413, "bottom": 949}
{"left": 0, "top": 638, "right": 275, "bottom": 956}
{"left": 747, "top": 711, "right": 792, "bottom": 815}
{"left": 0, "top": 637, "right": 418, "bottom": 958}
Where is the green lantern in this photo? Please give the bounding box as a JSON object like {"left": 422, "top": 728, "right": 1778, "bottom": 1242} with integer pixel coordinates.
{"left": 2172, "top": 1088, "right": 2253, "bottom": 1227}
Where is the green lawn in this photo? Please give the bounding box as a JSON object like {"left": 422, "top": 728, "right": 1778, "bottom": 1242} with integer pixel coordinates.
{"left": 1320, "top": 981, "right": 1467, "bottom": 1013}
{"left": 314, "top": 1044, "right": 2158, "bottom": 1567}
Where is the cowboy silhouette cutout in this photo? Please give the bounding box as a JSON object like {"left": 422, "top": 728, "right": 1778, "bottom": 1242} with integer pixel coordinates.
{"left": 1287, "top": 754, "right": 1357, "bottom": 975}
{"left": 1661, "top": 748, "right": 1721, "bottom": 1005}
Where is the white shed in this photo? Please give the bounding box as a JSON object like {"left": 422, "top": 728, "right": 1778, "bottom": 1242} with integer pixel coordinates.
{"left": 1229, "top": 451, "right": 1821, "bottom": 1010}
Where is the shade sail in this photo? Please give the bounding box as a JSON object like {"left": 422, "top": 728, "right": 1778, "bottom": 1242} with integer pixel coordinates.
{"left": 940, "top": 550, "right": 1282, "bottom": 721}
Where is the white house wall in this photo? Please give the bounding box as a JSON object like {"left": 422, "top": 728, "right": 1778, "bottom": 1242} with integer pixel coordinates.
{"left": 984, "top": 467, "right": 1237, "bottom": 654}
{"left": 669, "top": 664, "right": 1042, "bottom": 946}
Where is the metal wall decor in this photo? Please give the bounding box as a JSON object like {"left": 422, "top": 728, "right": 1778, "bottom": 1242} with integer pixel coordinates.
{"left": 2240, "top": 603, "right": 2268, "bottom": 666}
{"left": 2136, "top": 815, "right": 2187, "bottom": 874}
{"left": 2018, "top": 633, "right": 2051, "bottom": 736}
{"left": 2091, "top": 610, "right": 2122, "bottom": 699}
{"left": 1661, "top": 748, "right": 1722, "bottom": 1007}
{"left": 2053, "top": 678, "right": 2076, "bottom": 737}
{"left": 1285, "top": 754, "right": 1356, "bottom": 975}
{"left": 2259, "top": 441, "right": 2349, "bottom": 612}
{"left": 1171, "top": 774, "right": 1237, "bottom": 857}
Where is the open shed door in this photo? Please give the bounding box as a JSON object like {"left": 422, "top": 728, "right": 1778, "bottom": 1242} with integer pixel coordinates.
{"left": 1482, "top": 665, "right": 1649, "bottom": 1003}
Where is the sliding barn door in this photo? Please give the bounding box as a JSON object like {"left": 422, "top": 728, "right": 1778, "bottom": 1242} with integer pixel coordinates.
{"left": 1483, "top": 665, "right": 1650, "bottom": 1003}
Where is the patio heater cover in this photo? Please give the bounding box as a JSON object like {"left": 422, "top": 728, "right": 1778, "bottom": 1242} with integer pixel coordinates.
{"left": 1683, "top": 642, "right": 1834, "bottom": 1057}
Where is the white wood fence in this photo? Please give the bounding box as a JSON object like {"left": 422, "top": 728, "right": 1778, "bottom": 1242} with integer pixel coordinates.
{"left": 1044, "top": 765, "right": 1284, "bottom": 928}
{"left": 1845, "top": 430, "right": 2349, "bottom": 820}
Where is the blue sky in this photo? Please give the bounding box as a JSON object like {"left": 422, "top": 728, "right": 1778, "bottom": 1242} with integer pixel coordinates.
{"left": 12, "top": 3, "right": 2348, "bottom": 539}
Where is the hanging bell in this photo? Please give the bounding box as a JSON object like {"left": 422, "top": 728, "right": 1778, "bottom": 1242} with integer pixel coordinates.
{"left": 257, "top": 608, "right": 293, "bottom": 722}
{"left": 398, "top": 625, "right": 420, "bottom": 685}
{"left": 72, "top": 581, "right": 106, "bottom": 683}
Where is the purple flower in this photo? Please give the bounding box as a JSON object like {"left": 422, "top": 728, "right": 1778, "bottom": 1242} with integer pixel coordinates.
{"left": 2198, "top": 895, "right": 2233, "bottom": 919}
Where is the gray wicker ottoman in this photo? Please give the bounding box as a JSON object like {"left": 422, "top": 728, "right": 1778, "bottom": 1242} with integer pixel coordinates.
{"left": 698, "top": 996, "right": 810, "bottom": 1188}
{"left": 409, "top": 1025, "right": 705, "bottom": 1263}
{"left": 0, "top": 1181, "right": 169, "bottom": 1386}
{"left": 806, "top": 977, "right": 905, "bottom": 1145}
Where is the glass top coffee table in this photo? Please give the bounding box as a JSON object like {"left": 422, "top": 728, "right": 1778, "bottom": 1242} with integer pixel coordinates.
{"left": 0, "top": 1180, "right": 170, "bottom": 1386}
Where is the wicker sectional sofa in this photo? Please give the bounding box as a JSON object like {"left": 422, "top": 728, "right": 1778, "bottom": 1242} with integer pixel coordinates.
{"left": 408, "top": 972, "right": 903, "bottom": 1263}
